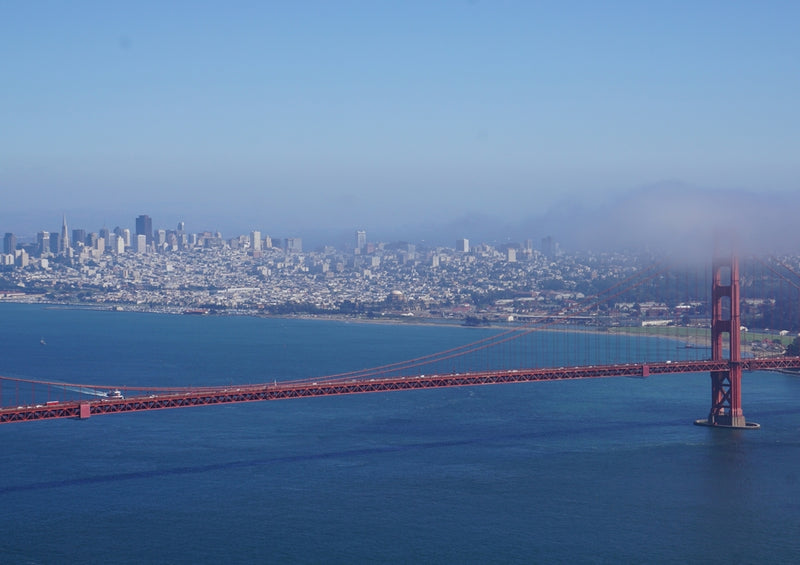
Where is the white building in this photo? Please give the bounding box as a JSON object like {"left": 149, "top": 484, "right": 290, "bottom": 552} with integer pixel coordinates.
{"left": 251, "top": 230, "right": 262, "bottom": 251}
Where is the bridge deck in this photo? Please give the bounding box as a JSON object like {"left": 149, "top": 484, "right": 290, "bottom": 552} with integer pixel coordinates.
{"left": 3, "top": 357, "right": 798, "bottom": 424}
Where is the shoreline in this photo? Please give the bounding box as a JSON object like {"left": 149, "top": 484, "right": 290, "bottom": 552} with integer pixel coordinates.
{"left": 0, "top": 297, "right": 517, "bottom": 330}
{"left": 0, "top": 296, "right": 711, "bottom": 339}
{"left": 1, "top": 298, "right": 793, "bottom": 356}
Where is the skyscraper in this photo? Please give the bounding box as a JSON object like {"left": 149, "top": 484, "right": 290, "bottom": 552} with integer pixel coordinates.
{"left": 284, "top": 237, "right": 302, "bottom": 253}
{"left": 136, "top": 215, "right": 153, "bottom": 245}
{"left": 356, "top": 230, "right": 366, "bottom": 252}
{"left": 251, "top": 230, "right": 262, "bottom": 251}
{"left": 72, "top": 229, "right": 86, "bottom": 249}
{"left": 541, "top": 236, "right": 559, "bottom": 258}
{"left": 456, "top": 238, "right": 469, "bottom": 253}
{"left": 60, "top": 215, "right": 69, "bottom": 255}
{"left": 37, "top": 231, "right": 50, "bottom": 257}
{"left": 49, "top": 232, "right": 60, "bottom": 255}
{"left": 111, "top": 233, "right": 125, "bottom": 254}
{"left": 3, "top": 232, "right": 16, "bottom": 255}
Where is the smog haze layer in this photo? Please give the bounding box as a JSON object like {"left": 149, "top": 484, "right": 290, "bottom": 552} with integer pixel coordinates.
{"left": 2, "top": 2, "right": 798, "bottom": 252}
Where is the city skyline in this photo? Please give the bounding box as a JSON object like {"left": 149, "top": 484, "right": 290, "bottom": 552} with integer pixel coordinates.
{"left": 4, "top": 177, "right": 800, "bottom": 255}
{"left": 2, "top": 210, "right": 559, "bottom": 256}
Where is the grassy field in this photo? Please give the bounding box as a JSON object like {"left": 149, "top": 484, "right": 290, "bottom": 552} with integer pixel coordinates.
{"left": 606, "top": 325, "right": 796, "bottom": 347}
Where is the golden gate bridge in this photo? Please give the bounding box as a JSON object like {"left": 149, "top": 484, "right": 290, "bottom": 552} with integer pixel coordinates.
{"left": 3, "top": 250, "right": 800, "bottom": 427}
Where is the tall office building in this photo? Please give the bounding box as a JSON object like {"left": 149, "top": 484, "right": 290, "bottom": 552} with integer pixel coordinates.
{"left": 136, "top": 215, "right": 153, "bottom": 245}
{"left": 456, "top": 238, "right": 469, "bottom": 253}
{"left": 37, "top": 231, "right": 50, "bottom": 257}
{"left": 251, "top": 230, "right": 262, "bottom": 251}
{"left": 60, "top": 215, "right": 69, "bottom": 255}
{"left": 109, "top": 234, "right": 124, "bottom": 254}
{"left": 3, "top": 232, "right": 16, "bottom": 254}
{"left": 284, "top": 237, "right": 302, "bottom": 253}
{"left": 72, "top": 229, "right": 86, "bottom": 249}
{"left": 49, "top": 232, "right": 60, "bottom": 255}
{"left": 356, "top": 230, "right": 366, "bottom": 252}
{"left": 541, "top": 236, "right": 559, "bottom": 259}
{"left": 136, "top": 234, "right": 147, "bottom": 254}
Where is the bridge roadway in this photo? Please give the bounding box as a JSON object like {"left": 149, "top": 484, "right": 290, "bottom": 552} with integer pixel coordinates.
{"left": 3, "top": 357, "right": 800, "bottom": 424}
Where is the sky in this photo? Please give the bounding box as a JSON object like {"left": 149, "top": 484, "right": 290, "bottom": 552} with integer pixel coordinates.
{"left": 2, "top": 1, "right": 799, "bottom": 248}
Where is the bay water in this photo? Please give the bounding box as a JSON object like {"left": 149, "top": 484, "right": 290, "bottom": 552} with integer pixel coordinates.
{"left": 1, "top": 303, "right": 799, "bottom": 564}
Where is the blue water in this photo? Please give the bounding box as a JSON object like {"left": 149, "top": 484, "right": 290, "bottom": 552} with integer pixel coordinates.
{"left": 1, "top": 304, "right": 800, "bottom": 564}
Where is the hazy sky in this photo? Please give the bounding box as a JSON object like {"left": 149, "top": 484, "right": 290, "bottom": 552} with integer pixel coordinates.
{"left": 2, "top": 1, "right": 799, "bottom": 243}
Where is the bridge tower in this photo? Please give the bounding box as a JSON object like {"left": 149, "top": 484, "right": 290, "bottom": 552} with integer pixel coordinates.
{"left": 695, "top": 252, "right": 759, "bottom": 429}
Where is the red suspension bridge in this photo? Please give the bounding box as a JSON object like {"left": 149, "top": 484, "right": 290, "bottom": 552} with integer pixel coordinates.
{"left": 3, "top": 250, "right": 800, "bottom": 427}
